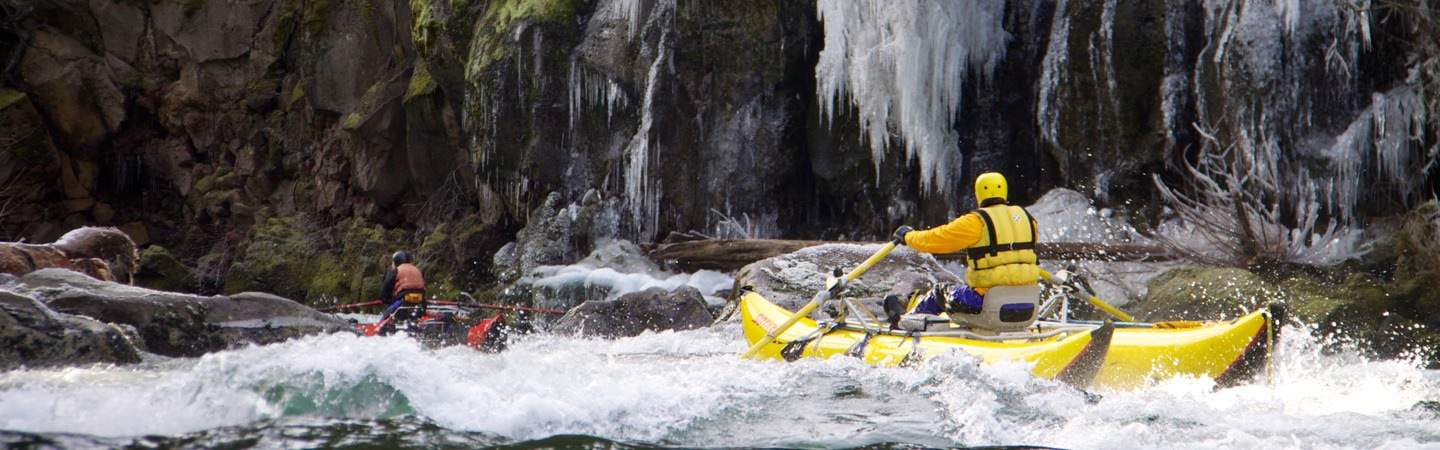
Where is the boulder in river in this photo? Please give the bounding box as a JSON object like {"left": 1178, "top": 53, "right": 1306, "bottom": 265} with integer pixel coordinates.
{"left": 0, "top": 290, "right": 143, "bottom": 371}
{"left": 551, "top": 286, "right": 714, "bottom": 338}
{"left": 733, "top": 243, "right": 962, "bottom": 316}
{"left": 1132, "top": 267, "right": 1280, "bottom": 322}
{"left": 11, "top": 269, "right": 352, "bottom": 358}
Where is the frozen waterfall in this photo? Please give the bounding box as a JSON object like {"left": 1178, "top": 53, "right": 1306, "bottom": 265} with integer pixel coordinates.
{"left": 815, "top": 0, "right": 1010, "bottom": 194}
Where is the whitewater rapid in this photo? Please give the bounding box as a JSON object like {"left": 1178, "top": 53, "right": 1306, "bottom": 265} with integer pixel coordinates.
{"left": 2, "top": 323, "right": 1439, "bottom": 449}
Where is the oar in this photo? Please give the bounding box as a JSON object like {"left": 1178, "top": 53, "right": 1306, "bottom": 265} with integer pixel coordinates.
{"left": 1039, "top": 269, "right": 1135, "bottom": 322}
{"left": 319, "top": 300, "right": 385, "bottom": 312}
{"left": 429, "top": 300, "right": 567, "bottom": 315}
{"left": 322, "top": 299, "right": 567, "bottom": 315}
{"left": 741, "top": 242, "right": 898, "bottom": 359}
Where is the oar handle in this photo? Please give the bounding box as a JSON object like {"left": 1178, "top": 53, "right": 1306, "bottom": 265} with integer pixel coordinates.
{"left": 741, "top": 242, "right": 898, "bottom": 359}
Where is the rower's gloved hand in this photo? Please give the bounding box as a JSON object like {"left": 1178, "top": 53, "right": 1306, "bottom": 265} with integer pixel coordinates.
{"left": 892, "top": 226, "right": 913, "bottom": 245}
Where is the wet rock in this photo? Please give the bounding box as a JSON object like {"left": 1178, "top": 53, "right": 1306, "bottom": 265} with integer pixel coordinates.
{"left": 551, "top": 286, "right": 714, "bottom": 338}
{"left": 0, "top": 290, "right": 143, "bottom": 371}
{"left": 204, "top": 292, "right": 356, "bottom": 348}
{"left": 734, "top": 243, "right": 962, "bottom": 315}
{"left": 13, "top": 269, "right": 351, "bottom": 358}
{"left": 493, "top": 192, "right": 623, "bottom": 283}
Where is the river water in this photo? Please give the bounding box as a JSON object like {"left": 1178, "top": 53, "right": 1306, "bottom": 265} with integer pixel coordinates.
{"left": 2, "top": 322, "right": 1438, "bottom": 449}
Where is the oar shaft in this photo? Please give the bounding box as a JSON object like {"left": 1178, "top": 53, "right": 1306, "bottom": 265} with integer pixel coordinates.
{"left": 742, "top": 242, "right": 898, "bottom": 359}
{"left": 430, "top": 300, "right": 566, "bottom": 315}
{"left": 320, "top": 300, "right": 385, "bottom": 312}
{"left": 845, "top": 242, "right": 897, "bottom": 281}
{"left": 1039, "top": 269, "right": 1136, "bottom": 322}
{"left": 1088, "top": 296, "right": 1135, "bottom": 322}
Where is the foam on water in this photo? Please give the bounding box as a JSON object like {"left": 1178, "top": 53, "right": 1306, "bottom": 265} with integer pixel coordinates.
{"left": 3, "top": 322, "right": 1440, "bottom": 448}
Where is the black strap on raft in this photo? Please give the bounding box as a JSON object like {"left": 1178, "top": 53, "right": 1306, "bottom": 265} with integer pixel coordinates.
{"left": 899, "top": 334, "right": 924, "bottom": 367}
{"left": 845, "top": 331, "right": 877, "bottom": 359}
{"left": 780, "top": 323, "right": 841, "bottom": 362}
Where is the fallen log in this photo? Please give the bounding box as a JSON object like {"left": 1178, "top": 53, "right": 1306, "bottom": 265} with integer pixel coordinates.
{"left": 647, "top": 239, "right": 1176, "bottom": 271}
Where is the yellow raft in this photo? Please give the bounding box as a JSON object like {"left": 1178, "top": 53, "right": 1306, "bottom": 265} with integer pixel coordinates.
{"left": 740, "top": 292, "right": 1114, "bottom": 388}
{"left": 740, "top": 291, "right": 1282, "bottom": 390}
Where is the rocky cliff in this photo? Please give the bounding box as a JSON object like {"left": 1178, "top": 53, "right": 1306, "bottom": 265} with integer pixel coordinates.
{"left": 1, "top": 0, "right": 1435, "bottom": 303}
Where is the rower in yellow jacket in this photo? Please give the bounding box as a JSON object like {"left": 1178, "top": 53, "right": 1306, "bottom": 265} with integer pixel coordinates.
{"left": 888, "top": 172, "right": 1044, "bottom": 332}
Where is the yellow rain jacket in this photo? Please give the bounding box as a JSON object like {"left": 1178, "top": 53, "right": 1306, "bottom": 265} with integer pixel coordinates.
{"left": 903, "top": 204, "right": 1041, "bottom": 289}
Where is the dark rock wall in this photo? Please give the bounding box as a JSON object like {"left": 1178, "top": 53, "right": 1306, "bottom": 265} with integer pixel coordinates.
{"left": 1, "top": 0, "right": 1434, "bottom": 302}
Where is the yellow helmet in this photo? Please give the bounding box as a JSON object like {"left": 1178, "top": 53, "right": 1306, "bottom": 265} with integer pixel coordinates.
{"left": 974, "top": 172, "right": 1008, "bottom": 207}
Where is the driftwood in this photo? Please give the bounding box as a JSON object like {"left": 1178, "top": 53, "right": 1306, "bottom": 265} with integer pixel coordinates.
{"left": 647, "top": 239, "right": 1175, "bottom": 271}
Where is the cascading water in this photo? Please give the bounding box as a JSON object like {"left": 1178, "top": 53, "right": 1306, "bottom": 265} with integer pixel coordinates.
{"left": 4, "top": 324, "right": 1439, "bottom": 448}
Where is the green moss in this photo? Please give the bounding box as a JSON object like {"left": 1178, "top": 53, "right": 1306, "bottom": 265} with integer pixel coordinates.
{"left": 302, "top": 0, "right": 331, "bottom": 37}
{"left": 493, "top": 0, "right": 582, "bottom": 24}
{"left": 192, "top": 169, "right": 236, "bottom": 195}
{"left": 357, "top": 0, "right": 384, "bottom": 48}
{"left": 1278, "top": 277, "right": 1349, "bottom": 323}
{"left": 465, "top": 0, "right": 583, "bottom": 77}
{"left": 273, "top": 0, "right": 301, "bottom": 49}
{"left": 404, "top": 61, "right": 438, "bottom": 104}
{"left": 286, "top": 84, "right": 307, "bottom": 110}
{"left": 193, "top": 173, "right": 217, "bottom": 194}
{"left": 135, "top": 246, "right": 199, "bottom": 292}
{"left": 1137, "top": 266, "right": 1278, "bottom": 321}
{"left": 410, "top": 0, "right": 440, "bottom": 57}
{"left": 224, "top": 215, "right": 474, "bottom": 305}
{"left": 0, "top": 89, "right": 25, "bottom": 110}
{"left": 225, "top": 217, "right": 316, "bottom": 298}
{"left": 304, "top": 256, "right": 349, "bottom": 302}
{"left": 341, "top": 112, "right": 362, "bottom": 130}
{"left": 181, "top": 0, "right": 206, "bottom": 16}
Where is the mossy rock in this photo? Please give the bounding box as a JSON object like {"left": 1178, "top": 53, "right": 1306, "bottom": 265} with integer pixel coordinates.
{"left": 223, "top": 214, "right": 478, "bottom": 306}
{"left": 1135, "top": 266, "right": 1283, "bottom": 321}
{"left": 1277, "top": 276, "right": 1354, "bottom": 324}
{"left": 134, "top": 246, "right": 200, "bottom": 293}
{"left": 404, "top": 60, "right": 438, "bottom": 104}
{"left": 0, "top": 89, "right": 26, "bottom": 110}
{"left": 285, "top": 84, "right": 307, "bottom": 110}
{"left": 465, "top": 0, "right": 583, "bottom": 76}
{"left": 224, "top": 216, "right": 319, "bottom": 300}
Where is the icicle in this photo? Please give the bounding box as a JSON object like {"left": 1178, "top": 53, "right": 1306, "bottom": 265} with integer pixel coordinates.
{"left": 1037, "top": 0, "right": 1071, "bottom": 156}
{"left": 814, "top": 0, "right": 1009, "bottom": 194}
{"left": 607, "top": 0, "right": 645, "bottom": 40}
{"left": 568, "top": 63, "right": 631, "bottom": 133}
{"left": 623, "top": 33, "right": 671, "bottom": 242}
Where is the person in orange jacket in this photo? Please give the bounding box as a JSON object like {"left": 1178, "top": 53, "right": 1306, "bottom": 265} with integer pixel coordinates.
{"left": 379, "top": 251, "right": 427, "bottom": 326}
{"left": 885, "top": 172, "right": 1042, "bottom": 329}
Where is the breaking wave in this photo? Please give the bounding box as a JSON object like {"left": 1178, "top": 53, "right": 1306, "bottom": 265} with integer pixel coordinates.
{"left": 2, "top": 323, "right": 1438, "bottom": 449}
